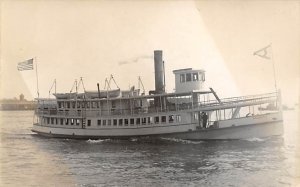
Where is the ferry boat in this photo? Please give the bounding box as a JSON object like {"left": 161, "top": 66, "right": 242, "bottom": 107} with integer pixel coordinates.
{"left": 32, "top": 50, "right": 283, "bottom": 140}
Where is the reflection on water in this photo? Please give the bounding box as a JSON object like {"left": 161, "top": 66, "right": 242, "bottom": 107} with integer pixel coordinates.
{"left": 0, "top": 110, "right": 299, "bottom": 186}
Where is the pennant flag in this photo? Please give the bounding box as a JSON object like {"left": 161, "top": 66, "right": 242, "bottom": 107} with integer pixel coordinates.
{"left": 253, "top": 44, "right": 272, "bottom": 60}
{"left": 17, "top": 58, "right": 34, "bottom": 71}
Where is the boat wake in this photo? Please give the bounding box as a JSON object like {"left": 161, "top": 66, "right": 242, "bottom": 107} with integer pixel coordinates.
{"left": 86, "top": 139, "right": 111, "bottom": 144}
{"left": 161, "top": 137, "right": 204, "bottom": 144}
{"left": 243, "top": 137, "right": 266, "bottom": 142}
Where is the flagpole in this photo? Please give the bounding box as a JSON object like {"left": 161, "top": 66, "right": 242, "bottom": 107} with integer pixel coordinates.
{"left": 269, "top": 45, "right": 278, "bottom": 93}
{"left": 34, "top": 57, "right": 40, "bottom": 98}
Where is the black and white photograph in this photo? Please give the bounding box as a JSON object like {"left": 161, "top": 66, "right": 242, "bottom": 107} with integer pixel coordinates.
{"left": 0, "top": 0, "right": 299, "bottom": 186}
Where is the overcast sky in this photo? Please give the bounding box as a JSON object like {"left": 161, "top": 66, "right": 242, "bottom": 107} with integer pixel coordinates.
{"left": 1, "top": 0, "right": 299, "bottom": 105}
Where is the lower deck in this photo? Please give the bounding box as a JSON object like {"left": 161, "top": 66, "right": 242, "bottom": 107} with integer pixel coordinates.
{"left": 32, "top": 112, "right": 283, "bottom": 139}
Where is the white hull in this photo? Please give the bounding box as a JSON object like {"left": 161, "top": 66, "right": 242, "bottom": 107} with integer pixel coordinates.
{"left": 32, "top": 112, "right": 283, "bottom": 140}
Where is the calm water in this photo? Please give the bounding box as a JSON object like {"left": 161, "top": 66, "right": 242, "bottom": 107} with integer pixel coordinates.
{"left": 0, "top": 110, "right": 299, "bottom": 186}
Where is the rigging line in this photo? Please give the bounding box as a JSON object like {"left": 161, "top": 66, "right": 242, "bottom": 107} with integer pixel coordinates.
{"left": 48, "top": 79, "right": 56, "bottom": 98}
{"left": 70, "top": 79, "right": 77, "bottom": 93}
{"left": 110, "top": 75, "right": 120, "bottom": 89}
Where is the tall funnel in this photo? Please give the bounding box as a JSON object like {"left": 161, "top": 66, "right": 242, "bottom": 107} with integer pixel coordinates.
{"left": 154, "top": 50, "right": 165, "bottom": 94}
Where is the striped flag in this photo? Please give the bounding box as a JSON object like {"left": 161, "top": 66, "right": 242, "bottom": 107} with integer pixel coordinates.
{"left": 253, "top": 44, "right": 272, "bottom": 60}
{"left": 17, "top": 58, "right": 34, "bottom": 71}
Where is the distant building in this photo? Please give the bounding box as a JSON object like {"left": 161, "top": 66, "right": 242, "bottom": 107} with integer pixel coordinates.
{"left": 0, "top": 94, "right": 36, "bottom": 111}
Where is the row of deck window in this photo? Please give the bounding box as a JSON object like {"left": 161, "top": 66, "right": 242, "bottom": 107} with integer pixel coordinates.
{"left": 42, "top": 115, "right": 182, "bottom": 127}
{"left": 43, "top": 117, "right": 81, "bottom": 126}
{"left": 90, "top": 115, "right": 181, "bottom": 127}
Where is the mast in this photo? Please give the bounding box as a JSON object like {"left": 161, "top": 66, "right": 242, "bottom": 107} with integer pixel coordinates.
{"left": 34, "top": 57, "right": 40, "bottom": 98}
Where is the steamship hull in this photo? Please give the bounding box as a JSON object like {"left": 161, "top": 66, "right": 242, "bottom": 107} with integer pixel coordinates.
{"left": 32, "top": 112, "right": 283, "bottom": 140}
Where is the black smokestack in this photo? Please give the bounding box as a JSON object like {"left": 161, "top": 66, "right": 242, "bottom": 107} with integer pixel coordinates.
{"left": 154, "top": 50, "right": 165, "bottom": 94}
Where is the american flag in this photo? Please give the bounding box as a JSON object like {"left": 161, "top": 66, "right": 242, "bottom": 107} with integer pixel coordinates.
{"left": 17, "top": 58, "right": 34, "bottom": 71}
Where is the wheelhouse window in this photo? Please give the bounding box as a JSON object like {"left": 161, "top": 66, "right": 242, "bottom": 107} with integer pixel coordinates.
{"left": 180, "top": 74, "right": 185, "bottom": 83}
{"left": 193, "top": 73, "right": 199, "bottom": 81}
{"left": 186, "top": 73, "right": 192, "bottom": 82}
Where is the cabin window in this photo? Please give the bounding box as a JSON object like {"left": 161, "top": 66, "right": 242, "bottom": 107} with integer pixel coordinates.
{"left": 87, "top": 102, "right": 90, "bottom": 108}
{"left": 47, "top": 118, "right": 50, "bottom": 124}
{"left": 180, "top": 74, "right": 185, "bottom": 83}
{"left": 194, "top": 113, "right": 198, "bottom": 120}
{"left": 82, "top": 102, "right": 85, "bottom": 108}
{"left": 148, "top": 117, "right": 154, "bottom": 124}
{"left": 169, "top": 115, "right": 174, "bottom": 123}
{"left": 66, "top": 119, "right": 69, "bottom": 125}
{"left": 130, "top": 118, "right": 134, "bottom": 125}
{"left": 92, "top": 102, "right": 97, "bottom": 108}
{"left": 51, "top": 118, "right": 54, "bottom": 124}
{"left": 176, "top": 115, "right": 181, "bottom": 122}
{"left": 113, "top": 119, "right": 117, "bottom": 126}
{"left": 97, "top": 120, "right": 101, "bottom": 126}
{"left": 60, "top": 118, "right": 64, "bottom": 125}
{"left": 76, "top": 119, "right": 80, "bottom": 125}
{"left": 97, "top": 101, "right": 100, "bottom": 108}
{"left": 136, "top": 118, "right": 141, "bottom": 125}
{"left": 77, "top": 102, "right": 81, "bottom": 108}
{"left": 124, "top": 119, "right": 129, "bottom": 126}
{"left": 66, "top": 102, "right": 70, "bottom": 108}
{"left": 58, "top": 102, "right": 62, "bottom": 108}
{"left": 193, "top": 73, "right": 199, "bottom": 81}
{"left": 87, "top": 119, "right": 91, "bottom": 126}
{"left": 142, "top": 117, "right": 147, "bottom": 125}
{"left": 186, "top": 73, "right": 192, "bottom": 82}
{"left": 71, "top": 119, "right": 74, "bottom": 125}
{"left": 155, "top": 116, "right": 159, "bottom": 124}
{"left": 72, "top": 102, "right": 76, "bottom": 108}
{"left": 107, "top": 119, "right": 111, "bottom": 126}
{"left": 161, "top": 116, "right": 166, "bottom": 123}
{"left": 55, "top": 118, "right": 58, "bottom": 125}
{"left": 103, "top": 120, "right": 106, "bottom": 126}
{"left": 119, "top": 119, "right": 123, "bottom": 126}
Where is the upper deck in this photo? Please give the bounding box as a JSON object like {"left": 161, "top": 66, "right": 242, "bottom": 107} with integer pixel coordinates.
{"left": 35, "top": 90, "right": 278, "bottom": 118}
